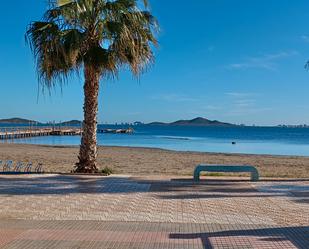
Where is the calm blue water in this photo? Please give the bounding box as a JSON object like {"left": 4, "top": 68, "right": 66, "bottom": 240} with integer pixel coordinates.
{"left": 1, "top": 124, "right": 309, "bottom": 156}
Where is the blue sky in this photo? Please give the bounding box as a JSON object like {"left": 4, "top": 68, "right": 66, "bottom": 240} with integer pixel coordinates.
{"left": 1, "top": 0, "right": 309, "bottom": 125}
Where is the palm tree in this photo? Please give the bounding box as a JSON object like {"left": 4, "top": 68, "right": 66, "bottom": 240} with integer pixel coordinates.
{"left": 26, "top": 0, "right": 158, "bottom": 173}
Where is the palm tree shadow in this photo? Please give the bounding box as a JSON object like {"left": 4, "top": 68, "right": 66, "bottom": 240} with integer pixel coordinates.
{"left": 0, "top": 175, "right": 308, "bottom": 206}
{"left": 156, "top": 178, "right": 309, "bottom": 203}
{"left": 169, "top": 226, "right": 309, "bottom": 249}
{"left": 0, "top": 175, "right": 151, "bottom": 195}
{"left": 0, "top": 175, "right": 262, "bottom": 196}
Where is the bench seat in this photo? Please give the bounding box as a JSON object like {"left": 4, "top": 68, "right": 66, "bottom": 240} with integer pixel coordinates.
{"left": 194, "top": 165, "right": 259, "bottom": 182}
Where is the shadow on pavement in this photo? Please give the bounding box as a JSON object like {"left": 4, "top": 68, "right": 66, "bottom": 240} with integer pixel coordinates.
{"left": 170, "top": 226, "right": 309, "bottom": 249}
{"left": 0, "top": 175, "right": 307, "bottom": 206}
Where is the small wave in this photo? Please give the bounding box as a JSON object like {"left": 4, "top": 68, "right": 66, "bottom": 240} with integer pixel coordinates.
{"left": 154, "top": 135, "right": 195, "bottom": 141}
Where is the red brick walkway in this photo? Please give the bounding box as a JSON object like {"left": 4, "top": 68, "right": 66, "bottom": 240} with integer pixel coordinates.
{"left": 0, "top": 175, "right": 308, "bottom": 248}
{"left": 0, "top": 221, "right": 308, "bottom": 248}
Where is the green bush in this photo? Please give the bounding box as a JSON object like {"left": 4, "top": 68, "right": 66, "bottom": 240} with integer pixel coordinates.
{"left": 101, "top": 167, "right": 114, "bottom": 175}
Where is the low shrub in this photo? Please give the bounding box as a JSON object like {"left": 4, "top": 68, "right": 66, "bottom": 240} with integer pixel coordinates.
{"left": 101, "top": 167, "right": 114, "bottom": 175}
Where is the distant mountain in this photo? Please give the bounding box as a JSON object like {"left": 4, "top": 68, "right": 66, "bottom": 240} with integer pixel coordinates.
{"left": 0, "top": 118, "right": 82, "bottom": 126}
{"left": 148, "top": 117, "right": 235, "bottom": 127}
{"left": 147, "top": 121, "right": 166, "bottom": 126}
{"left": 58, "top": 120, "right": 82, "bottom": 126}
{"left": 1, "top": 117, "right": 235, "bottom": 127}
{"left": 0, "top": 118, "right": 40, "bottom": 124}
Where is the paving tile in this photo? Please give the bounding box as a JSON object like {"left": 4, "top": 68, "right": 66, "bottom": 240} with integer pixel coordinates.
{"left": 0, "top": 175, "right": 308, "bottom": 248}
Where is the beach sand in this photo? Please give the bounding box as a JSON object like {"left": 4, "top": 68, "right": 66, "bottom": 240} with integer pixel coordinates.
{"left": 0, "top": 143, "right": 308, "bottom": 178}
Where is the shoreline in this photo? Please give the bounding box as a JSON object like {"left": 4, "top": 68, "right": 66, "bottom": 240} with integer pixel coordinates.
{"left": 3, "top": 142, "right": 309, "bottom": 158}
{"left": 0, "top": 143, "right": 308, "bottom": 178}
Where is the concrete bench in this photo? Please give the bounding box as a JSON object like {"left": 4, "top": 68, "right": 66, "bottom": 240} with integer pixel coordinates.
{"left": 194, "top": 165, "right": 259, "bottom": 182}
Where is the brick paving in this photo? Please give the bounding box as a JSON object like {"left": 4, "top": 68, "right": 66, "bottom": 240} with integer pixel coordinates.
{"left": 0, "top": 174, "right": 308, "bottom": 248}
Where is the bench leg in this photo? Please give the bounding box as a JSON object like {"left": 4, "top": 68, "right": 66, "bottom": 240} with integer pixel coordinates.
{"left": 193, "top": 170, "right": 200, "bottom": 181}
{"left": 251, "top": 170, "right": 259, "bottom": 182}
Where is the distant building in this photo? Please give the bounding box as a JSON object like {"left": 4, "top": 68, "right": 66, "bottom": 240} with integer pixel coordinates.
{"left": 133, "top": 121, "right": 144, "bottom": 126}
{"left": 277, "top": 124, "right": 309, "bottom": 128}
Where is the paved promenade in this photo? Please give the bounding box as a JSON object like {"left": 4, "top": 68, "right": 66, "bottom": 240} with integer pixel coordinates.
{"left": 0, "top": 174, "right": 308, "bottom": 248}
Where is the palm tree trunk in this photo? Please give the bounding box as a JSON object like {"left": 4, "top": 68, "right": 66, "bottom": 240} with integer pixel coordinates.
{"left": 75, "top": 64, "right": 100, "bottom": 173}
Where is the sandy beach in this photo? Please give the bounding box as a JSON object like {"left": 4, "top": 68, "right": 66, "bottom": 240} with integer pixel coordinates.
{"left": 0, "top": 143, "right": 308, "bottom": 178}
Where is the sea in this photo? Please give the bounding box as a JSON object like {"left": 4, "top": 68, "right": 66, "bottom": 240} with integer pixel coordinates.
{"left": 1, "top": 124, "right": 309, "bottom": 157}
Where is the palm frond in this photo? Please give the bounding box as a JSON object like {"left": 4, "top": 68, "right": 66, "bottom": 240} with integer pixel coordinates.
{"left": 26, "top": 21, "right": 83, "bottom": 89}
{"left": 27, "top": 0, "right": 158, "bottom": 88}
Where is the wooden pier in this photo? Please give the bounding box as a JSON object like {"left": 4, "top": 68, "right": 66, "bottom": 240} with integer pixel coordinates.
{"left": 0, "top": 127, "right": 82, "bottom": 140}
